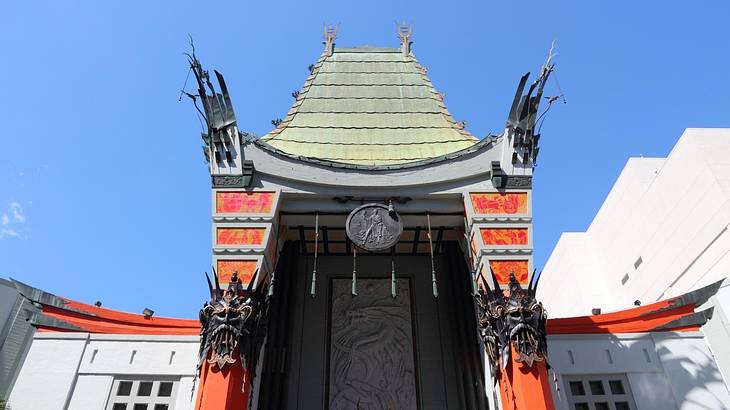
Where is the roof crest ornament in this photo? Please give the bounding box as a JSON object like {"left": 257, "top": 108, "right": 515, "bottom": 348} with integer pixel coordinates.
{"left": 503, "top": 40, "right": 561, "bottom": 167}
{"left": 396, "top": 20, "right": 413, "bottom": 55}
{"left": 182, "top": 36, "right": 238, "bottom": 165}
{"left": 323, "top": 23, "right": 339, "bottom": 57}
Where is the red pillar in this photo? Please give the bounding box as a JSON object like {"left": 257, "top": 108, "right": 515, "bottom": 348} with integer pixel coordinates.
{"left": 194, "top": 349, "right": 250, "bottom": 410}
{"left": 498, "top": 345, "right": 555, "bottom": 410}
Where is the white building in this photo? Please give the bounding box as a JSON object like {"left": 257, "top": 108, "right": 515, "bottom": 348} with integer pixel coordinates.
{"left": 539, "top": 128, "right": 730, "bottom": 407}
{"left": 10, "top": 333, "right": 198, "bottom": 410}
{"left": 1, "top": 280, "right": 200, "bottom": 410}
{"left": 539, "top": 128, "right": 730, "bottom": 317}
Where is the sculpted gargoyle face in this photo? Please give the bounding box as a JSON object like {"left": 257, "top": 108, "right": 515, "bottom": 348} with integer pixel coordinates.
{"left": 476, "top": 272, "right": 548, "bottom": 382}
{"left": 202, "top": 292, "right": 253, "bottom": 368}
{"left": 196, "top": 268, "right": 267, "bottom": 394}
{"left": 504, "top": 291, "right": 546, "bottom": 367}
{"left": 199, "top": 273, "right": 255, "bottom": 370}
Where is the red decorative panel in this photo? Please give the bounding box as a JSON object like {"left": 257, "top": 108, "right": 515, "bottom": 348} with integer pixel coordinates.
{"left": 216, "top": 228, "right": 266, "bottom": 246}
{"left": 480, "top": 228, "right": 528, "bottom": 245}
{"left": 216, "top": 192, "right": 275, "bottom": 214}
{"left": 470, "top": 193, "right": 528, "bottom": 215}
{"left": 489, "top": 260, "right": 529, "bottom": 284}
{"left": 216, "top": 260, "right": 258, "bottom": 284}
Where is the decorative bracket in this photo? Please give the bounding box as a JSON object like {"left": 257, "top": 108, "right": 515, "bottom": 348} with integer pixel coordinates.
{"left": 211, "top": 160, "right": 255, "bottom": 188}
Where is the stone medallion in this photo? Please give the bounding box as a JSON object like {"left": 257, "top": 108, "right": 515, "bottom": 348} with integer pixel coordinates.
{"left": 346, "top": 203, "right": 403, "bottom": 252}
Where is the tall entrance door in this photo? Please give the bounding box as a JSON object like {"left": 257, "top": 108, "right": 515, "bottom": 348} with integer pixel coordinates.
{"left": 328, "top": 276, "right": 418, "bottom": 409}
{"left": 258, "top": 242, "right": 487, "bottom": 410}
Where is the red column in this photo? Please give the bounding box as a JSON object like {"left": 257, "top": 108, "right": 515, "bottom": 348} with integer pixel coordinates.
{"left": 498, "top": 345, "right": 555, "bottom": 410}
{"left": 194, "top": 349, "right": 250, "bottom": 410}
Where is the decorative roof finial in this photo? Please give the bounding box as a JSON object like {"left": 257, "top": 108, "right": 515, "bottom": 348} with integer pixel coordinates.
{"left": 323, "top": 23, "right": 339, "bottom": 57}
{"left": 396, "top": 20, "right": 413, "bottom": 55}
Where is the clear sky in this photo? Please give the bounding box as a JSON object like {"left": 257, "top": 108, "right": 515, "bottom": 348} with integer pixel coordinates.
{"left": 1, "top": 1, "right": 728, "bottom": 318}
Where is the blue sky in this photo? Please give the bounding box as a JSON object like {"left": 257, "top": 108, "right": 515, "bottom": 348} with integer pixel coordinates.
{"left": 1, "top": 1, "right": 728, "bottom": 318}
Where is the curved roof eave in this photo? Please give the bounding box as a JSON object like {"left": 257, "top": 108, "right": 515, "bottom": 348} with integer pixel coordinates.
{"left": 253, "top": 133, "right": 499, "bottom": 171}
{"left": 241, "top": 133, "right": 504, "bottom": 189}
{"left": 11, "top": 279, "right": 200, "bottom": 335}
{"left": 9, "top": 276, "right": 721, "bottom": 336}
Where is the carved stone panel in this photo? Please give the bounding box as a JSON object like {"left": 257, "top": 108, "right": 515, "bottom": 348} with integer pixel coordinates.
{"left": 329, "top": 278, "right": 417, "bottom": 410}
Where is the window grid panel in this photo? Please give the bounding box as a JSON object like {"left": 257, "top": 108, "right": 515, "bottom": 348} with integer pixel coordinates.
{"left": 106, "top": 378, "right": 180, "bottom": 410}
{"left": 564, "top": 374, "right": 637, "bottom": 410}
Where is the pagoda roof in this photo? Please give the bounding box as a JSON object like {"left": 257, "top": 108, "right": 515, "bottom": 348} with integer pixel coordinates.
{"left": 259, "top": 46, "right": 479, "bottom": 166}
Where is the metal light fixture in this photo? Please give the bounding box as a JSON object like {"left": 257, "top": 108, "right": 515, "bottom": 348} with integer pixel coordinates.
{"left": 142, "top": 308, "right": 154, "bottom": 318}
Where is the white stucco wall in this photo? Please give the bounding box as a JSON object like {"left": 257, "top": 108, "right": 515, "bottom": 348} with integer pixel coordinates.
{"left": 538, "top": 128, "right": 730, "bottom": 409}
{"left": 628, "top": 372, "right": 678, "bottom": 410}
{"left": 705, "top": 284, "right": 730, "bottom": 384}
{"left": 539, "top": 128, "right": 730, "bottom": 317}
{"left": 547, "top": 332, "right": 730, "bottom": 410}
{"left": 8, "top": 333, "right": 199, "bottom": 410}
{"left": 9, "top": 334, "right": 88, "bottom": 410}
{"left": 67, "top": 375, "right": 114, "bottom": 409}
{"left": 653, "top": 332, "right": 730, "bottom": 410}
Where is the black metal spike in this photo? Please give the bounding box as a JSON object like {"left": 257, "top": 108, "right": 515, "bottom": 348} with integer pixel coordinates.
{"left": 519, "top": 81, "right": 539, "bottom": 124}
{"left": 489, "top": 266, "right": 503, "bottom": 298}
{"left": 478, "top": 268, "right": 494, "bottom": 300}
{"left": 246, "top": 269, "right": 259, "bottom": 295}
{"left": 212, "top": 265, "right": 221, "bottom": 297}
{"left": 214, "top": 70, "right": 236, "bottom": 124}
{"left": 507, "top": 73, "right": 530, "bottom": 128}
{"left": 528, "top": 268, "right": 537, "bottom": 293}
{"left": 532, "top": 271, "right": 542, "bottom": 295}
{"left": 204, "top": 271, "right": 214, "bottom": 300}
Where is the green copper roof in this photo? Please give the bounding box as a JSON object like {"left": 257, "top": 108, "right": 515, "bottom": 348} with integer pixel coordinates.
{"left": 260, "top": 46, "right": 479, "bottom": 166}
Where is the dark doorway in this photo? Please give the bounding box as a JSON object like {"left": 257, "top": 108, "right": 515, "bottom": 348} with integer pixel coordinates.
{"left": 258, "top": 241, "right": 487, "bottom": 410}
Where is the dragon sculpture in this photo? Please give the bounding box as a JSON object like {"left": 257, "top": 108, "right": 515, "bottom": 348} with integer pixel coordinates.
{"left": 197, "top": 269, "right": 266, "bottom": 387}
{"left": 475, "top": 270, "right": 548, "bottom": 382}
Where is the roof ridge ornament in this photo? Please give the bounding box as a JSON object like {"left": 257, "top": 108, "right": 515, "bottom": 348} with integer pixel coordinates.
{"left": 503, "top": 40, "right": 561, "bottom": 167}
{"left": 396, "top": 20, "right": 413, "bottom": 55}
{"left": 323, "top": 23, "right": 339, "bottom": 56}
{"left": 182, "top": 37, "right": 238, "bottom": 166}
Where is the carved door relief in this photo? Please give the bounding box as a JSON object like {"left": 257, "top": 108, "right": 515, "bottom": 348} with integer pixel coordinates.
{"left": 268, "top": 246, "right": 487, "bottom": 410}
{"left": 329, "top": 278, "right": 418, "bottom": 410}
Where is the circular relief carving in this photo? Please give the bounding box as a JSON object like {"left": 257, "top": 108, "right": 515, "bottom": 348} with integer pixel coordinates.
{"left": 346, "top": 203, "right": 403, "bottom": 252}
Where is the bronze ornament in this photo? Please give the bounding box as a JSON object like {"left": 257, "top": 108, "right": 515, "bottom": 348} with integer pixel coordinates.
{"left": 197, "top": 269, "right": 266, "bottom": 389}
{"left": 475, "top": 271, "right": 548, "bottom": 383}
{"left": 346, "top": 203, "right": 403, "bottom": 252}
